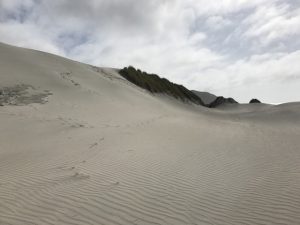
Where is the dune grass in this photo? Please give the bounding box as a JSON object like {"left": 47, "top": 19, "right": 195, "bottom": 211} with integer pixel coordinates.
{"left": 119, "top": 66, "right": 204, "bottom": 105}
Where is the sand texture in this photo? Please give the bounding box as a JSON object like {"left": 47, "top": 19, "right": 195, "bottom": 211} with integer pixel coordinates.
{"left": 1, "top": 42, "right": 300, "bottom": 225}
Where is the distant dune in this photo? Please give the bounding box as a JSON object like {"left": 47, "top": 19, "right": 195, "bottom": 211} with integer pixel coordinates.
{"left": 1, "top": 42, "right": 300, "bottom": 225}
{"left": 192, "top": 90, "right": 217, "bottom": 105}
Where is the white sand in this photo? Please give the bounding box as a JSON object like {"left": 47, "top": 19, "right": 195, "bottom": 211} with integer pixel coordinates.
{"left": 1, "top": 42, "right": 300, "bottom": 225}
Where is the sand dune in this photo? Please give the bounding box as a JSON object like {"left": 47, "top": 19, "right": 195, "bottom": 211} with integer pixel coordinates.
{"left": 192, "top": 90, "right": 217, "bottom": 105}
{"left": 1, "top": 42, "right": 300, "bottom": 225}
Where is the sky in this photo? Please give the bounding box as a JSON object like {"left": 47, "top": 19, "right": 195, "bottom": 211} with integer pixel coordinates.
{"left": 0, "top": 0, "right": 300, "bottom": 103}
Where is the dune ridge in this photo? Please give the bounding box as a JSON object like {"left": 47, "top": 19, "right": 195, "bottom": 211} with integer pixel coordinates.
{"left": 1, "top": 42, "right": 300, "bottom": 225}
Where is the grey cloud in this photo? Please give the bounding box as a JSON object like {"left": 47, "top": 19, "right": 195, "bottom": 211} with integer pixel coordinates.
{"left": 39, "top": 0, "right": 165, "bottom": 35}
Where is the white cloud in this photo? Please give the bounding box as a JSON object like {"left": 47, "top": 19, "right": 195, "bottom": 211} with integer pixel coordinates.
{"left": 189, "top": 50, "right": 300, "bottom": 102}
{"left": 0, "top": 21, "right": 63, "bottom": 55}
{"left": 243, "top": 3, "right": 300, "bottom": 47}
{"left": 0, "top": 0, "right": 299, "bottom": 103}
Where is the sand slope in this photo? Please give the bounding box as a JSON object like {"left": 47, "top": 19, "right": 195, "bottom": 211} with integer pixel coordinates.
{"left": 1, "top": 42, "right": 300, "bottom": 225}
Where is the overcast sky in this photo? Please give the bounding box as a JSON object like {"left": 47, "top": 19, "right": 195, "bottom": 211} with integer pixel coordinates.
{"left": 1, "top": 0, "right": 300, "bottom": 103}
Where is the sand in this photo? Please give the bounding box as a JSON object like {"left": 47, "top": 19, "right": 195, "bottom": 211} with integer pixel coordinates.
{"left": 1, "top": 42, "right": 300, "bottom": 225}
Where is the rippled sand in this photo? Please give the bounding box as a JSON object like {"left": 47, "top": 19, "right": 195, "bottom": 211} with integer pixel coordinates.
{"left": 1, "top": 42, "right": 300, "bottom": 225}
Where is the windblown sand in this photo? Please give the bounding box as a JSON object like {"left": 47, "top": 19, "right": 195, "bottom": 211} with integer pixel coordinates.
{"left": 1, "top": 42, "right": 300, "bottom": 225}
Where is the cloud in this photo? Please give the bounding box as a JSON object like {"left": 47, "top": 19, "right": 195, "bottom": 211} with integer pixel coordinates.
{"left": 188, "top": 50, "right": 300, "bottom": 103}
{"left": 0, "top": 21, "right": 63, "bottom": 55}
{"left": 0, "top": 0, "right": 299, "bottom": 103}
{"left": 205, "top": 16, "right": 232, "bottom": 31}
{"left": 243, "top": 2, "right": 300, "bottom": 47}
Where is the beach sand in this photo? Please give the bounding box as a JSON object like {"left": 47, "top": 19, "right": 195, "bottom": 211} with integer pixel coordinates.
{"left": 1, "top": 42, "right": 300, "bottom": 225}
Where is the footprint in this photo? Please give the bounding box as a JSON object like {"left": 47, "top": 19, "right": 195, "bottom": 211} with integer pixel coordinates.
{"left": 89, "top": 137, "right": 104, "bottom": 149}
{"left": 73, "top": 172, "right": 90, "bottom": 179}
{"left": 99, "top": 137, "right": 105, "bottom": 142}
{"left": 89, "top": 142, "right": 98, "bottom": 149}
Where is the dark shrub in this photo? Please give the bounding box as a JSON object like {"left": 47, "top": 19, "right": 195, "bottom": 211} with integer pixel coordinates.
{"left": 209, "top": 96, "right": 238, "bottom": 108}
{"left": 249, "top": 99, "right": 261, "bottom": 103}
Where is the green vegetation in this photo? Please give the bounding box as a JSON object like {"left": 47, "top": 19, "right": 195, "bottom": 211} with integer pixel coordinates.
{"left": 119, "top": 66, "right": 204, "bottom": 105}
